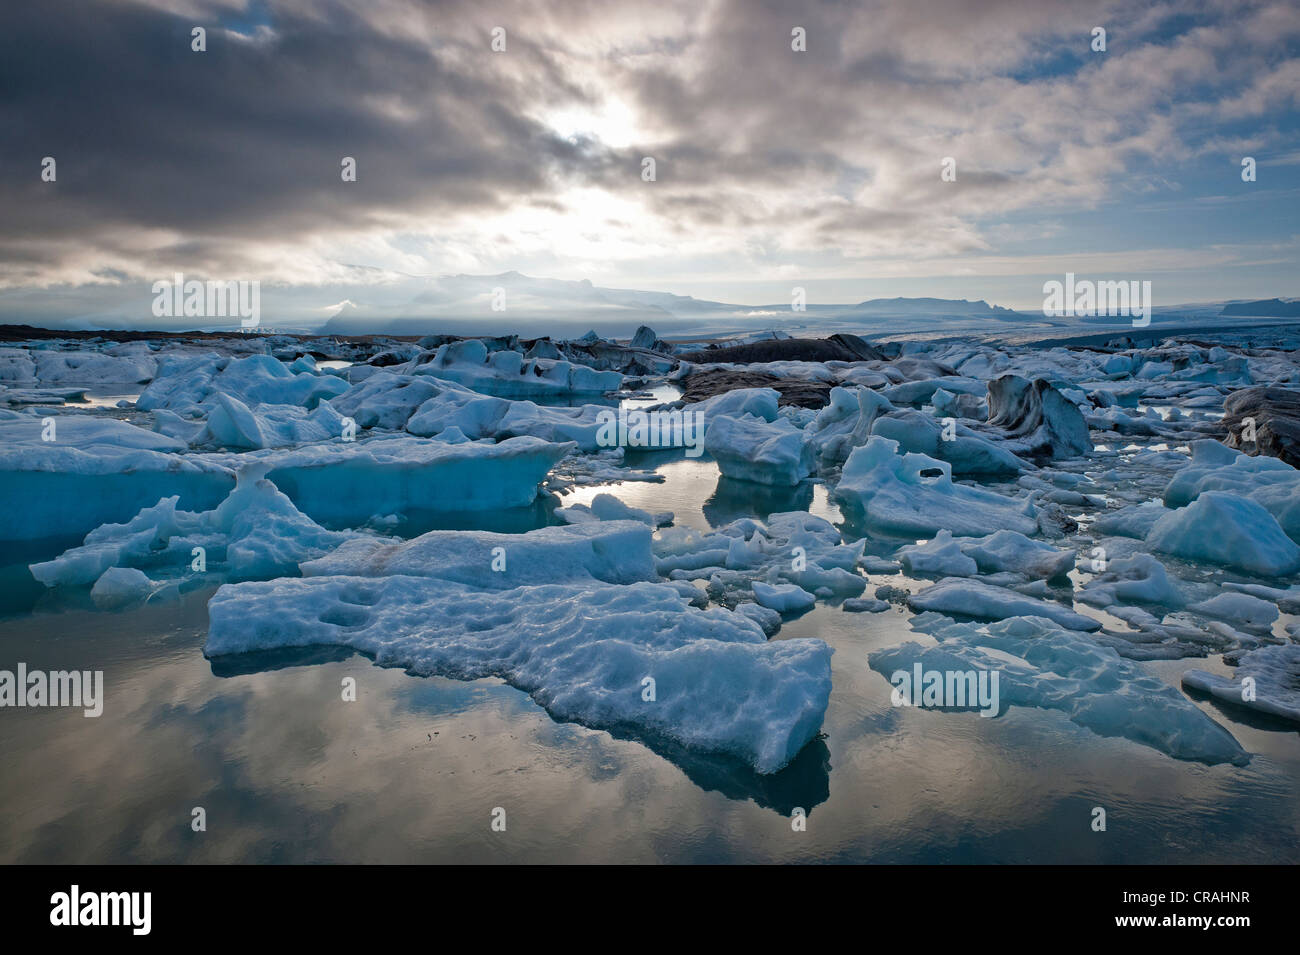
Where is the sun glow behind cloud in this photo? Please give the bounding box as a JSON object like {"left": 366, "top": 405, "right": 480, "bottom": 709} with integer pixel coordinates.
{"left": 541, "top": 98, "right": 640, "bottom": 149}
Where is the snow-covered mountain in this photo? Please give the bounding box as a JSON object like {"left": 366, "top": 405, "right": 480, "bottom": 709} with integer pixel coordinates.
{"left": 3, "top": 269, "right": 1296, "bottom": 340}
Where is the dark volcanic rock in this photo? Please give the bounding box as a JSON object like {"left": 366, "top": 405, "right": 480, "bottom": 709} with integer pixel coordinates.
{"left": 1222, "top": 386, "right": 1300, "bottom": 466}
{"left": 680, "top": 369, "right": 833, "bottom": 409}
{"left": 681, "top": 334, "right": 885, "bottom": 365}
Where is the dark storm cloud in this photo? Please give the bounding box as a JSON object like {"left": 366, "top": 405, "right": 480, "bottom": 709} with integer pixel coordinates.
{"left": 0, "top": 0, "right": 620, "bottom": 280}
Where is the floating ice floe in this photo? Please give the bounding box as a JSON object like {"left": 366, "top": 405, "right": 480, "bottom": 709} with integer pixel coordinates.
{"left": 833, "top": 436, "right": 1038, "bottom": 537}
{"left": 0, "top": 411, "right": 235, "bottom": 543}
{"left": 137, "top": 353, "right": 348, "bottom": 415}
{"left": 329, "top": 372, "right": 445, "bottom": 430}
{"left": 1187, "top": 592, "right": 1279, "bottom": 631}
{"left": 1146, "top": 490, "right": 1300, "bottom": 576}
{"left": 687, "top": 385, "right": 780, "bottom": 422}
{"left": 301, "top": 519, "right": 656, "bottom": 588}
{"left": 547, "top": 448, "right": 665, "bottom": 490}
{"left": 799, "top": 384, "right": 1024, "bottom": 475}
{"left": 1077, "top": 553, "right": 1186, "bottom": 608}
{"left": 1183, "top": 643, "right": 1300, "bottom": 724}
{"left": 843, "top": 597, "right": 891, "bottom": 613}
{"left": 208, "top": 434, "right": 573, "bottom": 526}
{"left": 704, "top": 413, "right": 813, "bottom": 486}
{"left": 0, "top": 385, "right": 92, "bottom": 407}
{"left": 803, "top": 386, "right": 892, "bottom": 467}
{"left": 881, "top": 375, "right": 986, "bottom": 406}
{"left": 897, "top": 530, "right": 978, "bottom": 576}
{"left": 90, "top": 567, "right": 159, "bottom": 609}
{"left": 0, "top": 345, "right": 159, "bottom": 387}
{"left": 556, "top": 492, "right": 673, "bottom": 527}
{"left": 872, "top": 409, "right": 1027, "bottom": 476}
{"left": 906, "top": 577, "right": 1101, "bottom": 631}
{"left": 206, "top": 576, "right": 832, "bottom": 774}
{"left": 334, "top": 370, "right": 700, "bottom": 457}
{"left": 409, "top": 339, "right": 623, "bottom": 397}
{"left": 1163, "top": 440, "right": 1300, "bottom": 542}
{"left": 871, "top": 614, "right": 1248, "bottom": 765}
{"left": 0, "top": 409, "right": 570, "bottom": 543}
{"left": 653, "top": 512, "right": 866, "bottom": 600}
{"left": 29, "top": 464, "right": 364, "bottom": 588}
{"left": 1091, "top": 501, "right": 1172, "bottom": 538}
{"left": 751, "top": 581, "right": 817, "bottom": 614}
{"left": 159, "top": 393, "right": 348, "bottom": 450}
{"left": 897, "top": 528, "right": 1074, "bottom": 580}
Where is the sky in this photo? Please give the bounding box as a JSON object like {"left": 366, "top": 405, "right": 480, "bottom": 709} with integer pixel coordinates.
{"left": 1, "top": 0, "right": 1299, "bottom": 325}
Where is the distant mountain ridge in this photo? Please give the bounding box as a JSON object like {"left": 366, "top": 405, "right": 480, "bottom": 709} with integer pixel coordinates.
{"left": 1220, "top": 299, "right": 1300, "bottom": 318}
{"left": 320, "top": 272, "right": 1023, "bottom": 337}
{"left": 0, "top": 268, "right": 1293, "bottom": 339}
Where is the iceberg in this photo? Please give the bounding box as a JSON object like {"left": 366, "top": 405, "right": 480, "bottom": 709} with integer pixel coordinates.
{"left": 90, "top": 566, "right": 158, "bottom": 609}
{"left": 1187, "top": 592, "right": 1279, "bottom": 631}
{"left": 556, "top": 492, "right": 673, "bottom": 527}
{"left": 1078, "top": 553, "right": 1186, "bottom": 608}
{"left": 193, "top": 393, "right": 346, "bottom": 450}
{"left": 896, "top": 531, "right": 979, "bottom": 577}
{"left": 832, "top": 436, "right": 1038, "bottom": 538}
{"left": 704, "top": 413, "right": 813, "bottom": 487}
{"left": 1163, "top": 440, "right": 1300, "bottom": 542}
{"left": 1146, "top": 491, "right": 1300, "bottom": 576}
{"left": 216, "top": 434, "right": 573, "bottom": 525}
{"left": 30, "top": 464, "right": 363, "bottom": 588}
{"left": 652, "top": 512, "right": 866, "bottom": 599}
{"left": 982, "top": 375, "right": 1092, "bottom": 459}
{"left": 803, "top": 386, "right": 893, "bottom": 467}
{"left": 137, "top": 353, "right": 348, "bottom": 415}
{"left": 871, "top": 410, "right": 1026, "bottom": 476}
{"left": 413, "top": 339, "right": 622, "bottom": 397}
{"left": 0, "top": 411, "right": 235, "bottom": 543}
{"left": 0, "top": 411, "right": 568, "bottom": 544}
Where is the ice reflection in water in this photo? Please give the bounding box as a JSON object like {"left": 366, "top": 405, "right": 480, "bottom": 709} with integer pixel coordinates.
{"left": 1, "top": 418, "right": 1298, "bottom": 862}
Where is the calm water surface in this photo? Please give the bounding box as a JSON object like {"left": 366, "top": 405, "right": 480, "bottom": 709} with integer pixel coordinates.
{"left": 2, "top": 450, "right": 1298, "bottom": 863}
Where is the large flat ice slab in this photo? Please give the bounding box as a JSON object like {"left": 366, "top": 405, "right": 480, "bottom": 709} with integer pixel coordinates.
{"left": 206, "top": 576, "right": 833, "bottom": 774}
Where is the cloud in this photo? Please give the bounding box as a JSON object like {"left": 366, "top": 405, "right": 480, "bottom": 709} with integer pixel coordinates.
{"left": 0, "top": 0, "right": 1297, "bottom": 299}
